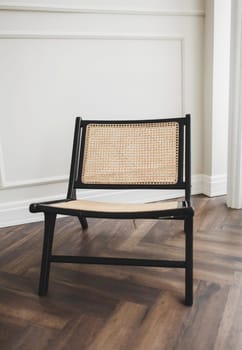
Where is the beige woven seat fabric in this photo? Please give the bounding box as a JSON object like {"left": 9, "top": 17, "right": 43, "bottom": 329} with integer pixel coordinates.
{"left": 49, "top": 200, "right": 179, "bottom": 213}
{"left": 82, "top": 122, "right": 179, "bottom": 185}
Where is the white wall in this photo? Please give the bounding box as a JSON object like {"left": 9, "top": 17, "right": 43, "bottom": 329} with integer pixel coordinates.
{"left": 203, "top": 0, "right": 231, "bottom": 196}
{"left": 0, "top": 0, "right": 206, "bottom": 226}
{"left": 227, "top": 0, "right": 242, "bottom": 208}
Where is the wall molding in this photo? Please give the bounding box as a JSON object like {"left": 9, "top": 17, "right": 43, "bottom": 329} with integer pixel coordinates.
{"left": 0, "top": 174, "right": 227, "bottom": 228}
{"left": 0, "top": 138, "right": 68, "bottom": 188}
{"left": 0, "top": 172, "right": 227, "bottom": 227}
{"left": 0, "top": 4, "right": 205, "bottom": 17}
{"left": 202, "top": 174, "right": 227, "bottom": 197}
{"left": 0, "top": 175, "right": 68, "bottom": 189}
{"left": 0, "top": 33, "right": 184, "bottom": 41}
{"left": 0, "top": 142, "right": 6, "bottom": 187}
{"left": 0, "top": 174, "right": 202, "bottom": 228}
{"left": 0, "top": 34, "right": 184, "bottom": 189}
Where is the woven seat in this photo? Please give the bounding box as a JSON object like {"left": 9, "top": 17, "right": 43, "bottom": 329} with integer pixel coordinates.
{"left": 48, "top": 199, "right": 180, "bottom": 213}
{"left": 29, "top": 115, "right": 194, "bottom": 306}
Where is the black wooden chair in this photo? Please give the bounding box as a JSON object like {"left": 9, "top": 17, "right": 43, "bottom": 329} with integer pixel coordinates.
{"left": 30, "top": 115, "right": 194, "bottom": 305}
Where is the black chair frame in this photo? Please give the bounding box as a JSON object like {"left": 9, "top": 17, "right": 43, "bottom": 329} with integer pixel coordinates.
{"left": 30, "top": 114, "right": 194, "bottom": 306}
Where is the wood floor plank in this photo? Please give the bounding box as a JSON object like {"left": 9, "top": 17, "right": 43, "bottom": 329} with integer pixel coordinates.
{"left": 45, "top": 314, "right": 104, "bottom": 350}
{"left": 129, "top": 292, "right": 189, "bottom": 350}
{"left": 214, "top": 271, "right": 242, "bottom": 350}
{"left": 87, "top": 302, "right": 147, "bottom": 350}
{"left": 0, "top": 288, "right": 67, "bottom": 329}
{"left": 10, "top": 325, "right": 57, "bottom": 350}
{"left": 1, "top": 195, "right": 242, "bottom": 349}
{"left": 50, "top": 265, "right": 160, "bottom": 306}
{"left": 0, "top": 316, "right": 27, "bottom": 350}
{"left": 173, "top": 281, "right": 229, "bottom": 350}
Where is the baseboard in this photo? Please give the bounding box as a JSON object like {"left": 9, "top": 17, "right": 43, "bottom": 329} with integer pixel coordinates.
{"left": 0, "top": 173, "right": 226, "bottom": 227}
{"left": 202, "top": 174, "right": 227, "bottom": 197}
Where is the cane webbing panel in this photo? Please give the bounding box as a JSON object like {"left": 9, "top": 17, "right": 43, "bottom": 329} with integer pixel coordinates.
{"left": 81, "top": 122, "right": 179, "bottom": 185}
{"left": 49, "top": 200, "right": 179, "bottom": 213}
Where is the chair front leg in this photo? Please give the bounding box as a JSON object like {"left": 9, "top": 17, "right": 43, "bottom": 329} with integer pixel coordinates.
{"left": 39, "top": 212, "right": 56, "bottom": 296}
{"left": 185, "top": 216, "right": 193, "bottom": 306}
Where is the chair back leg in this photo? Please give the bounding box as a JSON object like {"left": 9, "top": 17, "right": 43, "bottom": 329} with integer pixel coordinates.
{"left": 185, "top": 216, "right": 193, "bottom": 306}
{"left": 78, "top": 216, "right": 88, "bottom": 230}
{"left": 38, "top": 213, "right": 56, "bottom": 296}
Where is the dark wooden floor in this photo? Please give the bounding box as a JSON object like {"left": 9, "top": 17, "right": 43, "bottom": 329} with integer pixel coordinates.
{"left": 0, "top": 195, "right": 242, "bottom": 349}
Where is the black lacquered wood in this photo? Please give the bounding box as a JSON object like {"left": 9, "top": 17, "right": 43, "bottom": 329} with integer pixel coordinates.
{"left": 38, "top": 212, "right": 56, "bottom": 296}
{"left": 75, "top": 117, "right": 187, "bottom": 190}
{"left": 185, "top": 114, "right": 191, "bottom": 204}
{"left": 30, "top": 114, "right": 194, "bottom": 306}
{"left": 67, "top": 117, "right": 82, "bottom": 200}
{"left": 185, "top": 216, "right": 193, "bottom": 306}
{"left": 50, "top": 255, "right": 186, "bottom": 268}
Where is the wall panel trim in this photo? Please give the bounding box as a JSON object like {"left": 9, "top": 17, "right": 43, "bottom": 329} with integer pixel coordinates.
{"left": 0, "top": 34, "right": 184, "bottom": 189}
{"left": 0, "top": 33, "right": 184, "bottom": 40}
{"left": 0, "top": 5, "right": 205, "bottom": 17}
{"left": 0, "top": 174, "right": 204, "bottom": 228}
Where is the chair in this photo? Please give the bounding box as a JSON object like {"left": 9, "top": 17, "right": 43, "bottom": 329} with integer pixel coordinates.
{"left": 30, "top": 115, "right": 194, "bottom": 306}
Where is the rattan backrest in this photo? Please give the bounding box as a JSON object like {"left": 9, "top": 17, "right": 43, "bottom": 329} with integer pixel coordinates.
{"left": 67, "top": 116, "right": 190, "bottom": 200}
{"left": 81, "top": 122, "right": 179, "bottom": 185}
